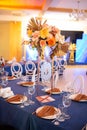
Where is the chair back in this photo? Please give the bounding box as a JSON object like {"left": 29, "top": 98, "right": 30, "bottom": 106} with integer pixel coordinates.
{"left": 66, "top": 75, "right": 84, "bottom": 94}
{"left": 25, "top": 61, "right": 36, "bottom": 82}
{"left": 11, "top": 62, "right": 23, "bottom": 78}
{"left": 72, "top": 75, "right": 84, "bottom": 94}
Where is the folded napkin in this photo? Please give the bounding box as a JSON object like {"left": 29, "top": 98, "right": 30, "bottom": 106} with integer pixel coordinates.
{"left": 46, "top": 88, "right": 61, "bottom": 94}
{"left": 6, "top": 94, "right": 24, "bottom": 102}
{"left": 0, "top": 87, "right": 14, "bottom": 98}
{"left": 19, "top": 81, "right": 35, "bottom": 86}
{"left": 8, "top": 76, "right": 15, "bottom": 80}
{"left": 0, "top": 87, "right": 11, "bottom": 95}
{"left": 74, "top": 94, "right": 87, "bottom": 101}
{"left": 36, "top": 95, "right": 55, "bottom": 103}
{"left": 36, "top": 105, "right": 57, "bottom": 118}
{"left": 7, "top": 57, "right": 16, "bottom": 64}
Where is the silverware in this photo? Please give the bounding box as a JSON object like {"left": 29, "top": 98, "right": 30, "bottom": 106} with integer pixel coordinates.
{"left": 32, "top": 111, "right": 36, "bottom": 115}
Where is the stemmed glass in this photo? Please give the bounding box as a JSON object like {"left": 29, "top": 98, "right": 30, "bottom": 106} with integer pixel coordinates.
{"left": 28, "top": 85, "right": 35, "bottom": 105}
{"left": 53, "top": 104, "right": 65, "bottom": 125}
{"left": 67, "top": 85, "right": 74, "bottom": 95}
{"left": 1, "top": 71, "right": 8, "bottom": 87}
{"left": 62, "top": 94, "right": 71, "bottom": 119}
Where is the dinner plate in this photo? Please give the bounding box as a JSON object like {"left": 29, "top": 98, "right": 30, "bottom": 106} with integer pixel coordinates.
{"left": 45, "top": 88, "right": 62, "bottom": 95}
{"left": 69, "top": 94, "right": 87, "bottom": 102}
{"left": 17, "top": 81, "right": 35, "bottom": 86}
{"left": 6, "top": 94, "right": 27, "bottom": 104}
{"left": 36, "top": 106, "right": 61, "bottom": 119}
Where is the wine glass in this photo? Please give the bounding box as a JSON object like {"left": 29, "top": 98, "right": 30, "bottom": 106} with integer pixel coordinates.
{"left": 28, "top": 85, "right": 35, "bottom": 105}
{"left": 23, "top": 91, "right": 30, "bottom": 106}
{"left": 1, "top": 71, "right": 8, "bottom": 87}
{"left": 53, "top": 104, "right": 65, "bottom": 125}
{"left": 67, "top": 85, "right": 74, "bottom": 95}
{"left": 62, "top": 94, "right": 71, "bottom": 119}
{"left": 52, "top": 108, "right": 60, "bottom": 126}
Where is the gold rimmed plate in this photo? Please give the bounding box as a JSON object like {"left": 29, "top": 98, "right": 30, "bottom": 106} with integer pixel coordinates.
{"left": 45, "top": 88, "right": 62, "bottom": 95}
{"left": 69, "top": 94, "right": 87, "bottom": 102}
{"left": 36, "top": 105, "right": 61, "bottom": 119}
{"left": 6, "top": 94, "right": 27, "bottom": 104}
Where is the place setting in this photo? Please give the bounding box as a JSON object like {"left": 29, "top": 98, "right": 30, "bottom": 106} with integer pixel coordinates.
{"left": 35, "top": 105, "right": 60, "bottom": 120}
{"left": 69, "top": 93, "right": 87, "bottom": 102}
{"left": 45, "top": 87, "right": 62, "bottom": 95}
{"left": 33, "top": 92, "right": 71, "bottom": 126}
{"left": 5, "top": 94, "right": 27, "bottom": 105}
{"left": 7, "top": 76, "right": 17, "bottom": 81}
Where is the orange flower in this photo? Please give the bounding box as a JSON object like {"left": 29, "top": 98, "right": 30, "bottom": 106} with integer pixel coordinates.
{"left": 40, "top": 40, "right": 46, "bottom": 47}
{"left": 47, "top": 37, "right": 55, "bottom": 47}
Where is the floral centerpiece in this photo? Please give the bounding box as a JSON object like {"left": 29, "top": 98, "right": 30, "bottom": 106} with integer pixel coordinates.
{"left": 24, "top": 17, "right": 69, "bottom": 88}
{"left": 26, "top": 17, "right": 69, "bottom": 60}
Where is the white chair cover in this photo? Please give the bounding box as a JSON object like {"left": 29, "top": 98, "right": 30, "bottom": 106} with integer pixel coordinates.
{"left": 25, "top": 60, "right": 36, "bottom": 82}
{"left": 58, "top": 58, "right": 67, "bottom": 76}
{"left": 11, "top": 62, "right": 23, "bottom": 78}
{"left": 66, "top": 75, "right": 84, "bottom": 94}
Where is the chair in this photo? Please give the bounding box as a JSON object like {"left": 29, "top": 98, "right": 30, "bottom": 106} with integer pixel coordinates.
{"left": 11, "top": 62, "right": 23, "bottom": 78}
{"left": 66, "top": 75, "right": 84, "bottom": 94}
{"left": 25, "top": 60, "right": 37, "bottom": 82}
{"left": 58, "top": 58, "right": 67, "bottom": 76}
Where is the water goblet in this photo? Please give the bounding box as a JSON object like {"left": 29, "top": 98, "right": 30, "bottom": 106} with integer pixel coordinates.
{"left": 1, "top": 76, "right": 8, "bottom": 87}
{"left": 28, "top": 85, "right": 35, "bottom": 105}
{"left": 57, "top": 104, "right": 65, "bottom": 122}
{"left": 23, "top": 91, "right": 30, "bottom": 106}
{"left": 62, "top": 94, "right": 71, "bottom": 119}
{"left": 53, "top": 108, "right": 60, "bottom": 126}
{"left": 52, "top": 104, "right": 65, "bottom": 125}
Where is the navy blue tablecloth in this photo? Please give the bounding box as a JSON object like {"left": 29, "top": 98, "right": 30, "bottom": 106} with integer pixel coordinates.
{"left": 0, "top": 79, "right": 87, "bottom": 130}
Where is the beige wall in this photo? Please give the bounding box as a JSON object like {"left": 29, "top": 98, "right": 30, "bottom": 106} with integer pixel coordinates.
{"left": 0, "top": 21, "right": 22, "bottom": 61}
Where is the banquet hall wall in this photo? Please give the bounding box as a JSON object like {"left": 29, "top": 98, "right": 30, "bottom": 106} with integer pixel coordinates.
{"left": 0, "top": 21, "right": 22, "bottom": 61}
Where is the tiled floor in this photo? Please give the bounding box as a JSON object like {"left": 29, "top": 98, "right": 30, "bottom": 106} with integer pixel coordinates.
{"left": 57, "top": 65, "right": 87, "bottom": 94}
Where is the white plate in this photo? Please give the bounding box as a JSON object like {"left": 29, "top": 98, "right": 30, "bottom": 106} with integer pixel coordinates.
{"left": 45, "top": 88, "right": 62, "bottom": 95}
{"left": 36, "top": 106, "right": 61, "bottom": 119}
{"left": 69, "top": 94, "right": 87, "bottom": 102}
{"left": 6, "top": 95, "right": 27, "bottom": 104}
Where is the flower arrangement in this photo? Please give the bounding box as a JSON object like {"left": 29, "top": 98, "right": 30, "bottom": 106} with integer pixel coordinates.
{"left": 26, "top": 17, "right": 69, "bottom": 59}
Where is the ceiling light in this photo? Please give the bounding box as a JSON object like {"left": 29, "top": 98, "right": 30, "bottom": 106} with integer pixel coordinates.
{"left": 69, "top": 0, "right": 87, "bottom": 21}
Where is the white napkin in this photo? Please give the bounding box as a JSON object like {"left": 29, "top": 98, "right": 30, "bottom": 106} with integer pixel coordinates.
{"left": 7, "top": 57, "right": 16, "bottom": 64}
{"left": 0, "top": 87, "right": 14, "bottom": 98}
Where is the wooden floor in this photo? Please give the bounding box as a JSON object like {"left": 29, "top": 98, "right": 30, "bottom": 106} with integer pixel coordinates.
{"left": 57, "top": 65, "right": 87, "bottom": 94}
